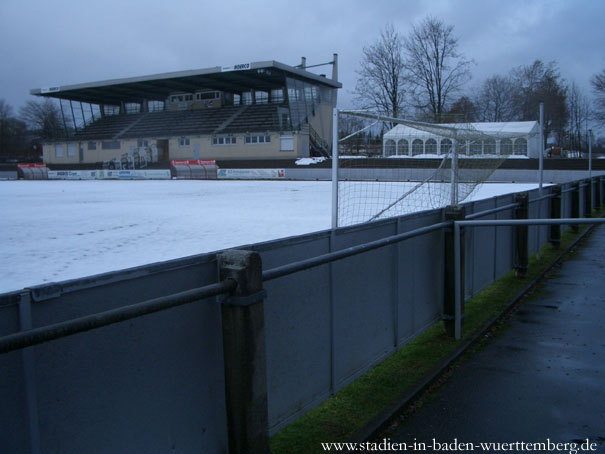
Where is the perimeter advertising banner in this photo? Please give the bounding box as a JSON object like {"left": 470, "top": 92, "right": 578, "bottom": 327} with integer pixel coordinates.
{"left": 217, "top": 169, "right": 286, "bottom": 179}
{"left": 48, "top": 170, "right": 171, "bottom": 180}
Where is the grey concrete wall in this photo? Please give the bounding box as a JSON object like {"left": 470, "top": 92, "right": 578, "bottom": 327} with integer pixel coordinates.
{"left": 282, "top": 167, "right": 605, "bottom": 184}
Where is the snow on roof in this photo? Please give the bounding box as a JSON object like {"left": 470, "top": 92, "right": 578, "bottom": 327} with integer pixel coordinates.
{"left": 384, "top": 121, "right": 539, "bottom": 140}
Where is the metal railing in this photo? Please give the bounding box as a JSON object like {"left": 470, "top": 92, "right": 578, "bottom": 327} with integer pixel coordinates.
{"left": 452, "top": 217, "right": 605, "bottom": 339}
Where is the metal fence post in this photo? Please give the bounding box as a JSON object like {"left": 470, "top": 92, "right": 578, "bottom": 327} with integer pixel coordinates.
{"left": 571, "top": 183, "right": 580, "bottom": 233}
{"left": 218, "top": 250, "right": 269, "bottom": 454}
{"left": 584, "top": 179, "right": 592, "bottom": 218}
{"left": 596, "top": 176, "right": 602, "bottom": 209}
{"left": 444, "top": 205, "right": 465, "bottom": 338}
{"left": 514, "top": 193, "right": 529, "bottom": 278}
{"left": 549, "top": 185, "right": 561, "bottom": 249}
{"left": 600, "top": 175, "right": 604, "bottom": 206}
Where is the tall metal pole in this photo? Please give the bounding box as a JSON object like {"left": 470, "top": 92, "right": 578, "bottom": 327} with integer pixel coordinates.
{"left": 539, "top": 102, "right": 544, "bottom": 190}
{"left": 331, "top": 108, "right": 339, "bottom": 229}
{"left": 588, "top": 129, "right": 593, "bottom": 180}
{"left": 451, "top": 133, "right": 458, "bottom": 206}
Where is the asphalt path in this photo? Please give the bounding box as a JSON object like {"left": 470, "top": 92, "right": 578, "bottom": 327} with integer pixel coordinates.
{"left": 389, "top": 226, "right": 605, "bottom": 452}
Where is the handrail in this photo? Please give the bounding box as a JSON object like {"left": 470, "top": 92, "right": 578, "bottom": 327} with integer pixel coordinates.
{"left": 465, "top": 202, "right": 520, "bottom": 220}
{"left": 0, "top": 220, "right": 454, "bottom": 354}
{"left": 528, "top": 193, "right": 556, "bottom": 204}
{"left": 0, "top": 280, "right": 236, "bottom": 355}
{"left": 262, "top": 221, "right": 451, "bottom": 282}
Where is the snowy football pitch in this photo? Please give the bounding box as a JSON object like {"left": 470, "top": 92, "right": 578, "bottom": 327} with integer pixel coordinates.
{"left": 0, "top": 180, "right": 539, "bottom": 293}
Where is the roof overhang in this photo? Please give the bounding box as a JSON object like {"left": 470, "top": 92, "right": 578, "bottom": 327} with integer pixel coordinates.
{"left": 30, "top": 60, "right": 341, "bottom": 105}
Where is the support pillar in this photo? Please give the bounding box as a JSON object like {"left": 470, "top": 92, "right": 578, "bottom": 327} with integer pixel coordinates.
{"left": 218, "top": 250, "right": 269, "bottom": 454}
{"left": 549, "top": 186, "right": 561, "bottom": 249}
{"left": 514, "top": 193, "right": 529, "bottom": 278}
{"left": 584, "top": 179, "right": 592, "bottom": 218}
{"left": 444, "top": 205, "right": 465, "bottom": 338}
{"left": 571, "top": 183, "right": 580, "bottom": 233}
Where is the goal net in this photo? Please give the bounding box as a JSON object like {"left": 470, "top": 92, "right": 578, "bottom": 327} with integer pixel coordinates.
{"left": 335, "top": 110, "right": 533, "bottom": 227}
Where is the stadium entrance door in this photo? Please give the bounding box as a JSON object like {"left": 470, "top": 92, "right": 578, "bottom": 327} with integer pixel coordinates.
{"left": 157, "top": 139, "right": 169, "bottom": 162}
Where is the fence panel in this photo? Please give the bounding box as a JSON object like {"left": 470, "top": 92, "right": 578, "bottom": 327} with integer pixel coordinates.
{"left": 528, "top": 188, "right": 553, "bottom": 255}
{"left": 0, "top": 292, "right": 29, "bottom": 451}
{"left": 253, "top": 233, "right": 333, "bottom": 434}
{"left": 0, "top": 257, "right": 229, "bottom": 454}
{"left": 331, "top": 220, "right": 399, "bottom": 392}
{"left": 396, "top": 211, "right": 444, "bottom": 346}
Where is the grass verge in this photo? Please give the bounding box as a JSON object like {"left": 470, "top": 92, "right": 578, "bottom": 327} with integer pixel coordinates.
{"left": 270, "top": 217, "right": 600, "bottom": 454}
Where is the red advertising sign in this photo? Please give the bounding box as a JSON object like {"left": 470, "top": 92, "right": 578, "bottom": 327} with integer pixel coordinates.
{"left": 17, "top": 163, "right": 47, "bottom": 168}
{"left": 170, "top": 160, "right": 216, "bottom": 166}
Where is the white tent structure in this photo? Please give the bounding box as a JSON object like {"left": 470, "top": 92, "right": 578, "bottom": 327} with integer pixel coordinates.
{"left": 383, "top": 121, "right": 541, "bottom": 158}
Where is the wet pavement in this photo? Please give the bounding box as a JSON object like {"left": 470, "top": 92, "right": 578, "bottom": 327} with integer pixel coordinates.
{"left": 390, "top": 226, "right": 605, "bottom": 450}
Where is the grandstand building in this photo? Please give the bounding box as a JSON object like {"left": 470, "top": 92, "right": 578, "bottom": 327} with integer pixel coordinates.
{"left": 31, "top": 56, "right": 341, "bottom": 167}
{"left": 383, "top": 121, "right": 541, "bottom": 158}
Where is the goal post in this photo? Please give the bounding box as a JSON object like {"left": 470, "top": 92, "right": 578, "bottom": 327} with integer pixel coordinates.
{"left": 332, "top": 110, "right": 530, "bottom": 228}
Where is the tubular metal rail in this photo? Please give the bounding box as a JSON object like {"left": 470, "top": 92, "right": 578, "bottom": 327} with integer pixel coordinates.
{"left": 452, "top": 217, "right": 605, "bottom": 339}
{"left": 2, "top": 192, "right": 600, "bottom": 356}
{"left": 0, "top": 221, "right": 453, "bottom": 355}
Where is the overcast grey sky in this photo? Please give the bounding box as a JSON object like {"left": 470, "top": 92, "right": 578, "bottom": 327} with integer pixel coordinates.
{"left": 1, "top": 0, "right": 604, "bottom": 114}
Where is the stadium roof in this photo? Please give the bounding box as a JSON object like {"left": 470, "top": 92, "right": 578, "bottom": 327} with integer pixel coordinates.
{"left": 30, "top": 60, "right": 341, "bottom": 105}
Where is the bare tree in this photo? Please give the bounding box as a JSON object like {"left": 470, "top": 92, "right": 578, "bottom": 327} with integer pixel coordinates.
{"left": 567, "top": 81, "right": 591, "bottom": 153}
{"left": 475, "top": 75, "right": 516, "bottom": 122}
{"left": 403, "top": 16, "right": 472, "bottom": 123}
{"left": 19, "top": 98, "right": 67, "bottom": 139}
{"left": 0, "top": 99, "right": 31, "bottom": 160}
{"left": 510, "top": 60, "right": 568, "bottom": 145}
{"left": 591, "top": 69, "right": 605, "bottom": 124}
{"left": 353, "top": 23, "right": 408, "bottom": 118}
{"left": 446, "top": 96, "right": 477, "bottom": 123}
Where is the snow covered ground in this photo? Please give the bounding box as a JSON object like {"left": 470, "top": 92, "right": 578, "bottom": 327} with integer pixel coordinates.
{"left": 0, "top": 180, "right": 540, "bottom": 293}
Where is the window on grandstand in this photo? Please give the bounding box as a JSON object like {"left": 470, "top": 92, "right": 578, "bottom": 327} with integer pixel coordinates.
{"left": 170, "top": 94, "right": 193, "bottom": 103}
{"left": 271, "top": 89, "right": 284, "bottom": 103}
{"left": 103, "top": 105, "right": 120, "bottom": 116}
{"left": 88, "top": 141, "right": 96, "bottom": 150}
{"left": 397, "top": 139, "right": 409, "bottom": 155}
{"left": 255, "top": 91, "right": 269, "bottom": 104}
{"left": 245, "top": 134, "right": 271, "bottom": 144}
{"left": 385, "top": 140, "right": 396, "bottom": 156}
{"left": 148, "top": 101, "right": 165, "bottom": 112}
{"left": 102, "top": 141, "right": 120, "bottom": 150}
{"left": 212, "top": 136, "right": 236, "bottom": 146}
{"left": 179, "top": 137, "right": 190, "bottom": 147}
{"left": 125, "top": 103, "right": 140, "bottom": 114}
{"left": 513, "top": 138, "right": 527, "bottom": 155}
{"left": 280, "top": 136, "right": 294, "bottom": 151}
{"left": 67, "top": 143, "right": 75, "bottom": 157}
{"left": 55, "top": 144, "right": 64, "bottom": 158}
{"left": 242, "top": 92, "right": 253, "bottom": 105}
{"left": 138, "top": 140, "right": 148, "bottom": 148}
{"left": 196, "top": 91, "right": 219, "bottom": 101}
